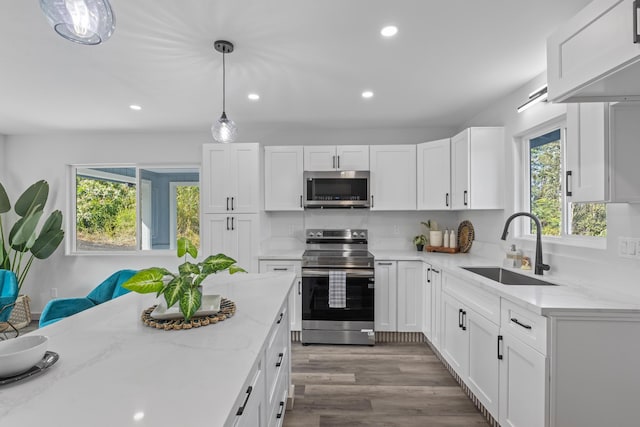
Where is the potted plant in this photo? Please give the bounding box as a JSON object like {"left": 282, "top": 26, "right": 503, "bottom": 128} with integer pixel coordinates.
{"left": 413, "top": 234, "right": 427, "bottom": 251}
{"left": 122, "top": 237, "right": 246, "bottom": 320}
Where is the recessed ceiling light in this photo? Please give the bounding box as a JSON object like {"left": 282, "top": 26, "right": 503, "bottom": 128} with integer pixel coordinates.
{"left": 129, "top": 104, "right": 142, "bottom": 111}
{"left": 362, "top": 91, "right": 374, "bottom": 99}
{"left": 380, "top": 25, "right": 398, "bottom": 37}
{"left": 248, "top": 93, "right": 260, "bottom": 101}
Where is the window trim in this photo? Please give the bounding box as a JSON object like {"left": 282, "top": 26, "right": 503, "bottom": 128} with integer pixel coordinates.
{"left": 67, "top": 163, "right": 200, "bottom": 256}
{"left": 517, "top": 118, "right": 606, "bottom": 248}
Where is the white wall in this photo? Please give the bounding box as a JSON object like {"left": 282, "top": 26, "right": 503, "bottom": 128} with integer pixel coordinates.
{"left": 4, "top": 125, "right": 455, "bottom": 313}
{"left": 462, "top": 73, "right": 640, "bottom": 298}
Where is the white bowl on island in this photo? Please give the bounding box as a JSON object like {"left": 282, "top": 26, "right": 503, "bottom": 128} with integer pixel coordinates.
{"left": 0, "top": 335, "right": 48, "bottom": 378}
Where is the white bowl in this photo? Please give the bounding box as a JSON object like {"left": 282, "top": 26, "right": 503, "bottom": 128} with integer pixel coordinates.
{"left": 0, "top": 335, "right": 48, "bottom": 378}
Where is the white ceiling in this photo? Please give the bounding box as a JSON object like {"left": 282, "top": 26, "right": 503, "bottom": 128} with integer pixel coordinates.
{"left": 0, "top": 0, "right": 592, "bottom": 136}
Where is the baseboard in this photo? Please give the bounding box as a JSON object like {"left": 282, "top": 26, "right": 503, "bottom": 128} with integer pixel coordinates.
{"left": 290, "top": 330, "right": 426, "bottom": 343}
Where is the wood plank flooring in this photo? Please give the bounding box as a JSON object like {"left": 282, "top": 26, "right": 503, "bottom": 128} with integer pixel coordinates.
{"left": 284, "top": 342, "right": 489, "bottom": 427}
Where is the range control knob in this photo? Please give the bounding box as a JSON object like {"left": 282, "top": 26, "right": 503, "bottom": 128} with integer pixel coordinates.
{"left": 359, "top": 232, "right": 366, "bottom": 238}
{"left": 308, "top": 231, "right": 315, "bottom": 238}
{"left": 315, "top": 232, "right": 323, "bottom": 238}
{"left": 352, "top": 231, "right": 358, "bottom": 238}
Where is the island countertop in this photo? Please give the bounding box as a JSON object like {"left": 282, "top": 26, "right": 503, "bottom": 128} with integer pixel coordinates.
{"left": 0, "top": 272, "right": 295, "bottom": 427}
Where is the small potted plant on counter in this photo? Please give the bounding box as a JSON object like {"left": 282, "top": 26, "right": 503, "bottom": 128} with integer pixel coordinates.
{"left": 413, "top": 234, "right": 427, "bottom": 251}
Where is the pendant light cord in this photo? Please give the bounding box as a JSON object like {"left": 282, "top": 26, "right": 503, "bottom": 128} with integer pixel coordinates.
{"left": 222, "top": 51, "right": 226, "bottom": 114}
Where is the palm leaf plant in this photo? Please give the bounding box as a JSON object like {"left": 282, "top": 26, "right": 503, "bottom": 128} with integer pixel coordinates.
{"left": 122, "top": 237, "right": 246, "bottom": 320}
{"left": 0, "top": 180, "right": 65, "bottom": 292}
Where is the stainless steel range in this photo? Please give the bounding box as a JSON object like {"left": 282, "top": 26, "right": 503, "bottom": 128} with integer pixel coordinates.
{"left": 301, "top": 229, "right": 375, "bottom": 345}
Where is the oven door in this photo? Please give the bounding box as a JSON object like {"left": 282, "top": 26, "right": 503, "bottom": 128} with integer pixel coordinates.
{"left": 301, "top": 268, "right": 374, "bottom": 322}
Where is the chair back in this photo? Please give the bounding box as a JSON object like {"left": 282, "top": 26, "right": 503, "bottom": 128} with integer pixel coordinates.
{"left": 87, "top": 269, "right": 137, "bottom": 305}
{"left": 0, "top": 270, "right": 19, "bottom": 322}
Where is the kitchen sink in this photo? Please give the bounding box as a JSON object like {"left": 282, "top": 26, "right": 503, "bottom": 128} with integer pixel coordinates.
{"left": 461, "top": 267, "right": 558, "bottom": 286}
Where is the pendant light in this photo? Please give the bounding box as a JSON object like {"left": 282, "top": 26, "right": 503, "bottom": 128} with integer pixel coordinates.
{"left": 211, "top": 40, "right": 238, "bottom": 143}
{"left": 40, "top": 0, "right": 115, "bottom": 45}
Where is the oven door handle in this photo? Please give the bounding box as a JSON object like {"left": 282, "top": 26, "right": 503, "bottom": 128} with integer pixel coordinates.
{"left": 302, "top": 269, "right": 375, "bottom": 279}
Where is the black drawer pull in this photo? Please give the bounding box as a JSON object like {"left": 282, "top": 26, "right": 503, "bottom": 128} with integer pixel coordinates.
{"left": 276, "top": 352, "right": 284, "bottom": 367}
{"left": 276, "top": 401, "right": 285, "bottom": 419}
{"left": 461, "top": 310, "right": 467, "bottom": 331}
{"left": 445, "top": 192, "right": 449, "bottom": 207}
{"left": 236, "top": 385, "right": 253, "bottom": 416}
{"left": 497, "top": 335, "right": 503, "bottom": 360}
{"left": 276, "top": 312, "right": 284, "bottom": 324}
{"left": 226, "top": 197, "right": 230, "bottom": 211}
{"left": 510, "top": 317, "right": 532, "bottom": 330}
{"left": 273, "top": 268, "right": 289, "bottom": 271}
{"left": 377, "top": 262, "right": 393, "bottom": 266}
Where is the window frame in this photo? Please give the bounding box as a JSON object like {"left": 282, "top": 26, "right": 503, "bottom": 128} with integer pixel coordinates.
{"left": 518, "top": 119, "right": 606, "bottom": 249}
{"left": 68, "top": 163, "right": 201, "bottom": 256}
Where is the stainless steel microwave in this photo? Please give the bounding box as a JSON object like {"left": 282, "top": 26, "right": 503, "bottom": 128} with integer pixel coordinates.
{"left": 303, "top": 171, "right": 370, "bottom": 208}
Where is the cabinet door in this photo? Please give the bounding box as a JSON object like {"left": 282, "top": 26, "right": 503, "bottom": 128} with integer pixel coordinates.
{"left": 440, "top": 292, "right": 468, "bottom": 377}
{"left": 259, "top": 260, "right": 302, "bottom": 332}
{"left": 370, "top": 145, "right": 417, "bottom": 210}
{"left": 499, "top": 333, "right": 547, "bottom": 427}
{"left": 202, "top": 214, "right": 232, "bottom": 257}
{"left": 566, "top": 103, "right": 609, "bottom": 202}
{"left": 336, "top": 145, "right": 369, "bottom": 170}
{"left": 547, "top": 0, "right": 640, "bottom": 102}
{"left": 264, "top": 146, "right": 304, "bottom": 211}
{"left": 451, "top": 130, "right": 469, "bottom": 210}
{"left": 467, "top": 310, "right": 500, "bottom": 420}
{"left": 417, "top": 139, "right": 451, "bottom": 210}
{"left": 231, "top": 215, "right": 260, "bottom": 273}
{"left": 396, "top": 261, "right": 423, "bottom": 332}
{"left": 202, "top": 144, "right": 230, "bottom": 213}
{"left": 303, "top": 146, "right": 336, "bottom": 171}
{"left": 232, "top": 360, "right": 266, "bottom": 427}
{"left": 430, "top": 267, "right": 443, "bottom": 348}
{"left": 374, "top": 261, "right": 397, "bottom": 332}
{"left": 467, "top": 127, "right": 504, "bottom": 209}
{"left": 422, "top": 264, "right": 433, "bottom": 340}
{"left": 232, "top": 144, "right": 259, "bottom": 213}
{"left": 609, "top": 103, "right": 640, "bottom": 202}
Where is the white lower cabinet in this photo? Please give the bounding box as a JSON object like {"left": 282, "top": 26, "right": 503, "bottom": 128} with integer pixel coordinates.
{"left": 232, "top": 358, "right": 266, "bottom": 427}
{"left": 202, "top": 214, "right": 259, "bottom": 272}
{"left": 259, "top": 260, "right": 302, "bottom": 332}
{"left": 397, "top": 261, "right": 423, "bottom": 332}
{"left": 374, "top": 261, "right": 397, "bottom": 331}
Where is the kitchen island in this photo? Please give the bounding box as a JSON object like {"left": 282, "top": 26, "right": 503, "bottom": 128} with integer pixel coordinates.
{"left": 0, "top": 272, "right": 295, "bottom": 427}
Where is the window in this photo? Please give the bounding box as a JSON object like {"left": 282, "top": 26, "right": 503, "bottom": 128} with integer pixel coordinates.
{"left": 524, "top": 125, "right": 606, "bottom": 239}
{"left": 71, "top": 165, "right": 200, "bottom": 253}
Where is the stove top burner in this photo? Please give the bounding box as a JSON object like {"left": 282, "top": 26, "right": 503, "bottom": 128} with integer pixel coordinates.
{"left": 302, "top": 229, "right": 373, "bottom": 269}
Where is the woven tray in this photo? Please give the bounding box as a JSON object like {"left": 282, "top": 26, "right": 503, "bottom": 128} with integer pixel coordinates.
{"left": 141, "top": 298, "right": 236, "bottom": 331}
{"left": 0, "top": 295, "right": 31, "bottom": 332}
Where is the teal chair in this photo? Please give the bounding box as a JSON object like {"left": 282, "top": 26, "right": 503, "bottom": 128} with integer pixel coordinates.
{"left": 0, "top": 270, "right": 19, "bottom": 338}
{"left": 39, "top": 269, "right": 137, "bottom": 328}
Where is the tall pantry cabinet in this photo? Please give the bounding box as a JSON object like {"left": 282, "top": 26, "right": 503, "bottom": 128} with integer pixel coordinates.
{"left": 201, "top": 143, "right": 260, "bottom": 272}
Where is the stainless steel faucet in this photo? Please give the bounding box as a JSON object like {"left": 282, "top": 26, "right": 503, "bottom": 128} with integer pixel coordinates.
{"left": 500, "top": 212, "right": 550, "bottom": 275}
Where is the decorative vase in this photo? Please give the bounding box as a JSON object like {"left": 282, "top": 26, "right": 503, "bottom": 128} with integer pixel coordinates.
{"left": 430, "top": 231, "right": 443, "bottom": 247}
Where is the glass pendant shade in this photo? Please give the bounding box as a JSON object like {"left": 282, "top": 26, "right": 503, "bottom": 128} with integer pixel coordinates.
{"left": 40, "top": 0, "right": 115, "bottom": 45}
{"left": 211, "top": 112, "right": 238, "bottom": 144}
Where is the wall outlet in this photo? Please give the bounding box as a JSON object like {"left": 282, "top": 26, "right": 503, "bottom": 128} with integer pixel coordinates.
{"left": 618, "top": 237, "right": 640, "bottom": 259}
{"left": 50, "top": 288, "right": 58, "bottom": 298}
{"left": 393, "top": 225, "right": 400, "bottom": 235}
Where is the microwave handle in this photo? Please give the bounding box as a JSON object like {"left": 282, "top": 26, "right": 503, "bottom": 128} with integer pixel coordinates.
{"left": 300, "top": 195, "right": 303, "bottom": 208}
{"left": 371, "top": 194, "right": 374, "bottom": 208}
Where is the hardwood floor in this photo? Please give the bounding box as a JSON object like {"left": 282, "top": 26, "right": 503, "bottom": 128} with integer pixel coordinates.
{"left": 284, "top": 342, "right": 490, "bottom": 427}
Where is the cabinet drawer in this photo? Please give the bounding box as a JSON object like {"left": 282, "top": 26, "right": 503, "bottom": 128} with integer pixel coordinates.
{"left": 229, "top": 356, "right": 265, "bottom": 427}
{"left": 267, "top": 356, "right": 290, "bottom": 427}
{"left": 259, "top": 261, "right": 302, "bottom": 276}
{"left": 501, "top": 299, "right": 547, "bottom": 355}
{"left": 266, "top": 305, "right": 289, "bottom": 405}
{"left": 443, "top": 272, "right": 501, "bottom": 324}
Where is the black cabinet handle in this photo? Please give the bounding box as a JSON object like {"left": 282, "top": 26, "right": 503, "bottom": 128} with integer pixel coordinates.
{"left": 226, "top": 197, "right": 230, "bottom": 211}
{"left": 332, "top": 155, "right": 336, "bottom": 169}
{"left": 337, "top": 155, "right": 340, "bottom": 169}
{"left": 226, "top": 217, "right": 230, "bottom": 231}
{"left": 371, "top": 194, "right": 374, "bottom": 208}
{"left": 277, "top": 312, "right": 284, "bottom": 324}
{"left": 236, "top": 385, "right": 253, "bottom": 415}
{"left": 231, "top": 217, "right": 235, "bottom": 231}
{"left": 377, "top": 262, "right": 393, "bottom": 266}
{"left": 273, "top": 268, "right": 289, "bottom": 271}
{"left": 276, "top": 352, "right": 284, "bottom": 367}
{"left": 497, "top": 335, "right": 503, "bottom": 360}
{"left": 634, "top": 0, "right": 640, "bottom": 43}
{"left": 566, "top": 170, "right": 572, "bottom": 196}
{"left": 298, "top": 279, "right": 302, "bottom": 295}
{"left": 461, "top": 310, "right": 467, "bottom": 331}
{"left": 276, "top": 401, "right": 285, "bottom": 419}
{"left": 300, "top": 195, "right": 303, "bottom": 208}
{"left": 432, "top": 268, "right": 440, "bottom": 274}
{"left": 231, "top": 197, "right": 235, "bottom": 211}
{"left": 510, "top": 317, "right": 532, "bottom": 330}
{"left": 446, "top": 192, "right": 449, "bottom": 207}
{"left": 427, "top": 267, "right": 431, "bottom": 283}
{"left": 458, "top": 309, "right": 463, "bottom": 329}
{"left": 463, "top": 190, "right": 468, "bottom": 206}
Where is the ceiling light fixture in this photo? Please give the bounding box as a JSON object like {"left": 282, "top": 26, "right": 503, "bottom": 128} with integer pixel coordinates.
{"left": 380, "top": 25, "right": 398, "bottom": 37}
{"left": 129, "top": 104, "right": 142, "bottom": 111}
{"left": 362, "top": 91, "right": 374, "bottom": 99}
{"left": 211, "top": 40, "right": 237, "bottom": 143}
{"left": 517, "top": 85, "right": 548, "bottom": 113}
{"left": 39, "top": 0, "right": 115, "bottom": 45}
{"left": 248, "top": 93, "right": 260, "bottom": 101}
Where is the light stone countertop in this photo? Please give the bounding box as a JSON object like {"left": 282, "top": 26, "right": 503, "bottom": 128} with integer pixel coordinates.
{"left": 0, "top": 272, "right": 296, "bottom": 427}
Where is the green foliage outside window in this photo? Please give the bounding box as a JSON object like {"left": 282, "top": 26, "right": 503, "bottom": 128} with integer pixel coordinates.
{"left": 176, "top": 185, "right": 200, "bottom": 247}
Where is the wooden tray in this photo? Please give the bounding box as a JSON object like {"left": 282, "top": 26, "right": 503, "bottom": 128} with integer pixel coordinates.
{"left": 426, "top": 246, "right": 460, "bottom": 254}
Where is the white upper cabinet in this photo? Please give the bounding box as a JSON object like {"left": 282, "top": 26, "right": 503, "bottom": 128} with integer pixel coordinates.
{"left": 417, "top": 138, "right": 451, "bottom": 210}
{"left": 450, "top": 127, "right": 504, "bottom": 210}
{"left": 202, "top": 214, "right": 259, "bottom": 273}
{"left": 369, "top": 145, "right": 416, "bottom": 210}
{"left": 566, "top": 103, "right": 609, "bottom": 202}
{"left": 264, "top": 146, "right": 304, "bottom": 211}
{"left": 303, "top": 145, "right": 369, "bottom": 171}
{"left": 566, "top": 102, "right": 640, "bottom": 203}
{"left": 202, "top": 143, "right": 259, "bottom": 214}
{"left": 547, "top": 0, "right": 640, "bottom": 102}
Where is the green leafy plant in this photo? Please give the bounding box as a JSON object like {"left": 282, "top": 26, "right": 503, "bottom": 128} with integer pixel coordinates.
{"left": 122, "top": 238, "right": 246, "bottom": 320}
{"left": 0, "top": 180, "right": 65, "bottom": 292}
{"left": 413, "top": 234, "right": 427, "bottom": 246}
